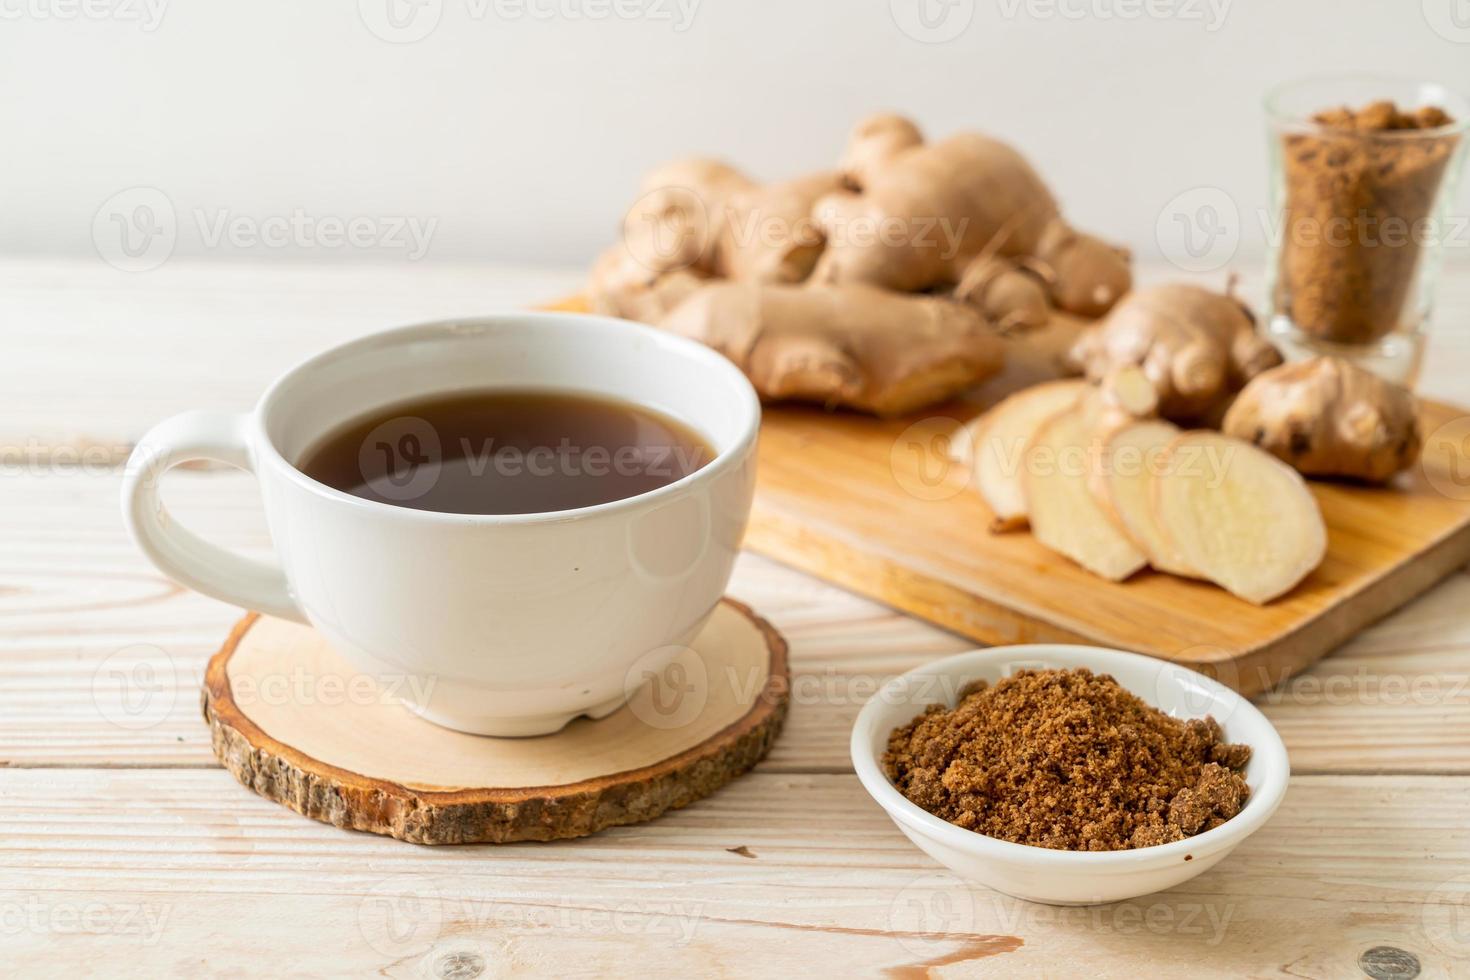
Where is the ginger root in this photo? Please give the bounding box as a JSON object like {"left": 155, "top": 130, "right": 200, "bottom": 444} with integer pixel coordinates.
{"left": 619, "top": 158, "right": 756, "bottom": 279}
{"left": 1069, "top": 283, "right": 1282, "bottom": 423}
{"left": 590, "top": 112, "right": 1136, "bottom": 416}
{"left": 1222, "top": 356, "right": 1421, "bottom": 482}
{"left": 590, "top": 162, "right": 847, "bottom": 318}
{"left": 809, "top": 113, "right": 1132, "bottom": 320}
{"left": 715, "top": 171, "right": 845, "bottom": 282}
{"left": 954, "top": 256, "right": 1050, "bottom": 334}
{"left": 586, "top": 158, "right": 747, "bottom": 318}
{"left": 657, "top": 282, "right": 1004, "bottom": 417}
{"left": 587, "top": 249, "right": 708, "bottom": 322}
{"left": 594, "top": 159, "right": 842, "bottom": 288}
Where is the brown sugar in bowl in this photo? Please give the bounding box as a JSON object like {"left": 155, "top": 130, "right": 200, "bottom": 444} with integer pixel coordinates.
{"left": 850, "top": 645, "right": 1289, "bottom": 906}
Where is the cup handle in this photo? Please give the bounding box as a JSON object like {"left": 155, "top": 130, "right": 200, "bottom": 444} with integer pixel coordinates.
{"left": 121, "top": 410, "right": 306, "bottom": 623}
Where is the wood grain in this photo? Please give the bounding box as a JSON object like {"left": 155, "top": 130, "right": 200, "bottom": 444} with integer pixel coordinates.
{"left": 0, "top": 258, "right": 585, "bottom": 461}
{"left": 5, "top": 259, "right": 1470, "bottom": 975}
{"left": 3, "top": 768, "right": 1467, "bottom": 978}
{"left": 3, "top": 468, "right": 1470, "bottom": 776}
{"left": 203, "top": 601, "right": 789, "bottom": 843}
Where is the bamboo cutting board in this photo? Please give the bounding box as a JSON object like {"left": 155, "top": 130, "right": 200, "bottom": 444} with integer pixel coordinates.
{"left": 547, "top": 296, "right": 1470, "bottom": 694}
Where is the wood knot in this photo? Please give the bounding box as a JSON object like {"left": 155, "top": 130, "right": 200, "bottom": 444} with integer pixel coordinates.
{"left": 434, "top": 951, "right": 486, "bottom": 980}
{"left": 1358, "top": 946, "right": 1420, "bottom": 980}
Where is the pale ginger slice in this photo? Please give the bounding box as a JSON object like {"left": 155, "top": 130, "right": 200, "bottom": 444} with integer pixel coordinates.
{"left": 1222, "top": 356, "right": 1421, "bottom": 482}
{"left": 962, "top": 380, "right": 1087, "bottom": 531}
{"left": 1080, "top": 364, "right": 1160, "bottom": 432}
{"left": 1154, "top": 432, "right": 1326, "bottom": 604}
{"left": 967, "top": 368, "right": 1149, "bottom": 532}
{"left": 1023, "top": 408, "right": 1149, "bottom": 581}
{"left": 1090, "top": 420, "right": 1196, "bottom": 577}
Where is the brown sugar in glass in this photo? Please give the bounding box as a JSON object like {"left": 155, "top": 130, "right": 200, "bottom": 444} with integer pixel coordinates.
{"left": 1264, "top": 76, "right": 1469, "bottom": 385}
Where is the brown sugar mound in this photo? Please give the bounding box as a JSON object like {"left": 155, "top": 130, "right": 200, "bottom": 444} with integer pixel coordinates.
{"left": 882, "top": 668, "right": 1251, "bottom": 851}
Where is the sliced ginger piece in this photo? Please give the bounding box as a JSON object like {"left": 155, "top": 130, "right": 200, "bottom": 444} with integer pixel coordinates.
{"left": 1023, "top": 408, "right": 1149, "bottom": 581}
{"left": 1074, "top": 363, "right": 1160, "bottom": 437}
{"left": 1154, "top": 431, "right": 1326, "bottom": 604}
{"left": 961, "top": 380, "right": 1087, "bottom": 531}
{"left": 1091, "top": 420, "right": 1196, "bottom": 577}
{"left": 1096, "top": 363, "right": 1160, "bottom": 422}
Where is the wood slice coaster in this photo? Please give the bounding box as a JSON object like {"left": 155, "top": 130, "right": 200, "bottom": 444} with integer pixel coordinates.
{"left": 202, "top": 599, "right": 788, "bottom": 844}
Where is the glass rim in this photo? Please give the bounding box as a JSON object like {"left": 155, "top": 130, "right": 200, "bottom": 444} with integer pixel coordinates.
{"left": 1264, "top": 72, "right": 1470, "bottom": 140}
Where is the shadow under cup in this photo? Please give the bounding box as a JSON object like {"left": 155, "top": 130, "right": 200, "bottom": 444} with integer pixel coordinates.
{"left": 253, "top": 314, "right": 761, "bottom": 737}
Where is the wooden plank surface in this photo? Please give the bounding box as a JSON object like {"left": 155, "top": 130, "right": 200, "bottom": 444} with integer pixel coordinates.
{"left": 5, "top": 468, "right": 1470, "bottom": 776}
{"left": 0, "top": 258, "right": 586, "bottom": 461}
{"left": 4, "top": 258, "right": 1470, "bottom": 977}
{"left": 4, "top": 769, "right": 1470, "bottom": 978}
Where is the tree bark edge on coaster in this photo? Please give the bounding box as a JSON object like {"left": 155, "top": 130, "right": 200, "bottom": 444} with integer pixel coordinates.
{"left": 201, "top": 599, "right": 789, "bottom": 844}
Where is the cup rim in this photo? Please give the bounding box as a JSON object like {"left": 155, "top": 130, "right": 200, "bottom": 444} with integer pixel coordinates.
{"left": 1263, "top": 72, "right": 1470, "bottom": 140}
{"left": 249, "top": 311, "right": 761, "bottom": 525}
{"left": 850, "top": 644, "right": 1291, "bottom": 869}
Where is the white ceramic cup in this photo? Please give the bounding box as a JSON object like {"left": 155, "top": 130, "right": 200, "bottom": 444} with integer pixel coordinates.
{"left": 122, "top": 313, "right": 761, "bottom": 736}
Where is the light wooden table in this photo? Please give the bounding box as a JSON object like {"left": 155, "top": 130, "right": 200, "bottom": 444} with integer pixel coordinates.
{"left": 4, "top": 259, "right": 1470, "bottom": 978}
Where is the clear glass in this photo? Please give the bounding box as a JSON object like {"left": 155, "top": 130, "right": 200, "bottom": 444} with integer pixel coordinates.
{"left": 1264, "top": 74, "right": 1470, "bottom": 387}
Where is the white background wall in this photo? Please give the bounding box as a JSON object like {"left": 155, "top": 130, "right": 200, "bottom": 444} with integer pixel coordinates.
{"left": 4, "top": 0, "right": 1469, "bottom": 270}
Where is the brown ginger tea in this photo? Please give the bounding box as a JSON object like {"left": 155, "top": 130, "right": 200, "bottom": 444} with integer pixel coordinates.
{"left": 298, "top": 389, "right": 714, "bottom": 515}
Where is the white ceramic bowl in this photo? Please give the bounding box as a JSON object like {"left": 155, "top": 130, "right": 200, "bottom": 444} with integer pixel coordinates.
{"left": 851, "top": 645, "right": 1289, "bottom": 906}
